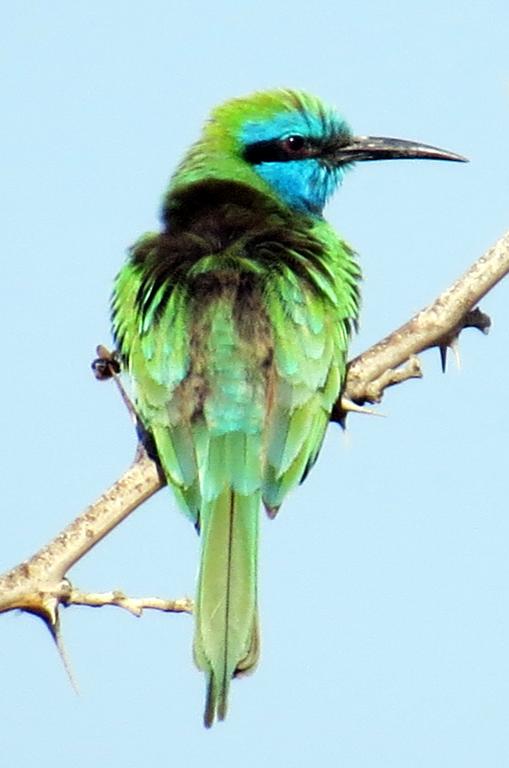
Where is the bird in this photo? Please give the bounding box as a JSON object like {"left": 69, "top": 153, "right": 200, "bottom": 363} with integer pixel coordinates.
{"left": 111, "top": 89, "right": 465, "bottom": 726}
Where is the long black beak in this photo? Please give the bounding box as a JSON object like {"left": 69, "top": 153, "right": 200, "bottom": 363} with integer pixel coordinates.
{"left": 333, "top": 135, "right": 468, "bottom": 165}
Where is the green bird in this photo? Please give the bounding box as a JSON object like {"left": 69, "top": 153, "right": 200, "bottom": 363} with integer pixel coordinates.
{"left": 111, "top": 89, "right": 465, "bottom": 726}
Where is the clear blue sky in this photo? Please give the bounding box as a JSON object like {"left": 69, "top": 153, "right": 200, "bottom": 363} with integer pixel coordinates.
{"left": 1, "top": 2, "right": 508, "bottom": 765}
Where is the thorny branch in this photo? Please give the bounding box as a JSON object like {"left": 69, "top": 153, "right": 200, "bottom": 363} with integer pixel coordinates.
{"left": 1, "top": 229, "right": 508, "bottom": 639}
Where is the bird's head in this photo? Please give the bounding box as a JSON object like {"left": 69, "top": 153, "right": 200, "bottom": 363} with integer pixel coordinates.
{"left": 170, "top": 89, "right": 466, "bottom": 216}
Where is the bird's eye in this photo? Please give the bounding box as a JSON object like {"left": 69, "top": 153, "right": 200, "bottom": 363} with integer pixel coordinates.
{"left": 281, "top": 135, "right": 306, "bottom": 153}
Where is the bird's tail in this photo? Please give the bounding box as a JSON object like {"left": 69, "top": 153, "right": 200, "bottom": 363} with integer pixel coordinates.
{"left": 193, "top": 483, "right": 259, "bottom": 727}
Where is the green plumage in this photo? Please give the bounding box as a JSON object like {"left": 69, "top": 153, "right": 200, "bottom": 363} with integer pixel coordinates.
{"left": 112, "top": 88, "right": 464, "bottom": 725}
{"left": 112, "top": 90, "right": 360, "bottom": 726}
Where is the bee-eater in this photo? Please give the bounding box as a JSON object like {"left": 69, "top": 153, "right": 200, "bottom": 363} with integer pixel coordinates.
{"left": 111, "top": 89, "right": 465, "bottom": 726}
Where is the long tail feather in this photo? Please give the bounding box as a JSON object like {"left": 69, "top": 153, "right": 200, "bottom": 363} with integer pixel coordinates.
{"left": 194, "top": 486, "right": 259, "bottom": 727}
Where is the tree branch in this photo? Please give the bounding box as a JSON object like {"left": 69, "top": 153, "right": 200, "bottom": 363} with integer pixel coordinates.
{"left": 1, "top": 229, "right": 508, "bottom": 631}
{"left": 0, "top": 447, "right": 164, "bottom": 624}
{"left": 343, "top": 230, "right": 509, "bottom": 405}
{"left": 64, "top": 588, "right": 193, "bottom": 617}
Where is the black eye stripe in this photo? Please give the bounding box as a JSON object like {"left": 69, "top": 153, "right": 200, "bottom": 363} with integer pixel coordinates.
{"left": 243, "top": 140, "right": 290, "bottom": 164}
{"left": 244, "top": 138, "right": 320, "bottom": 165}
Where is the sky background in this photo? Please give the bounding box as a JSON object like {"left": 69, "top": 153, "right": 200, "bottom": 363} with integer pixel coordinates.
{"left": 1, "top": 2, "right": 508, "bottom": 766}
